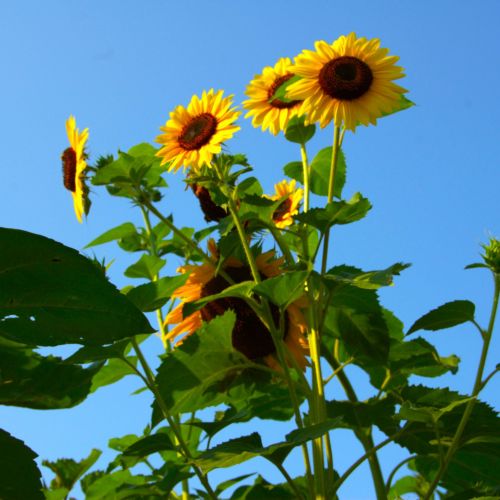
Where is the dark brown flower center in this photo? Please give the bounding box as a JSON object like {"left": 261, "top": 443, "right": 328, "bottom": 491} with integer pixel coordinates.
{"left": 273, "top": 198, "right": 293, "bottom": 223}
{"left": 178, "top": 113, "right": 218, "bottom": 151}
{"left": 268, "top": 74, "right": 302, "bottom": 109}
{"left": 318, "top": 56, "right": 373, "bottom": 100}
{"left": 191, "top": 183, "right": 228, "bottom": 222}
{"left": 61, "top": 147, "right": 77, "bottom": 192}
{"left": 200, "top": 266, "right": 286, "bottom": 360}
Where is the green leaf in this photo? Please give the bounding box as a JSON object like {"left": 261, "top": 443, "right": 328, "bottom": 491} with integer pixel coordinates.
{"left": 323, "top": 277, "right": 390, "bottom": 366}
{"left": 182, "top": 281, "right": 255, "bottom": 317}
{"left": 295, "top": 193, "right": 371, "bottom": 232}
{"left": 407, "top": 300, "right": 476, "bottom": 335}
{"left": 237, "top": 176, "right": 264, "bottom": 197}
{"left": 90, "top": 357, "right": 137, "bottom": 393}
{"left": 381, "top": 94, "right": 415, "bottom": 118}
{"left": 125, "top": 275, "right": 189, "bottom": 312}
{"left": 388, "top": 476, "right": 422, "bottom": 499}
{"left": 84, "top": 470, "right": 149, "bottom": 499}
{"left": 0, "top": 228, "right": 154, "bottom": 346}
{"left": 215, "top": 474, "right": 255, "bottom": 497}
{"left": 284, "top": 115, "right": 316, "bottom": 144}
{"left": 284, "top": 147, "right": 347, "bottom": 198}
{"left": 253, "top": 271, "right": 308, "bottom": 308}
{"left": 123, "top": 434, "right": 176, "bottom": 457}
{"left": 42, "top": 449, "right": 101, "bottom": 492}
{"left": 124, "top": 254, "right": 166, "bottom": 281}
{"left": 0, "top": 339, "right": 103, "bottom": 409}
{"left": 324, "top": 262, "right": 411, "bottom": 290}
{"left": 0, "top": 429, "right": 44, "bottom": 500}
{"left": 85, "top": 223, "right": 138, "bottom": 249}
{"left": 272, "top": 74, "right": 301, "bottom": 102}
{"left": 156, "top": 312, "right": 249, "bottom": 415}
{"left": 64, "top": 340, "right": 130, "bottom": 364}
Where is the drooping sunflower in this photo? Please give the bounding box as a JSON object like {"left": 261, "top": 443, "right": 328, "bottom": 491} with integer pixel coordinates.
{"left": 164, "top": 241, "right": 308, "bottom": 370}
{"left": 61, "top": 115, "right": 90, "bottom": 223}
{"left": 243, "top": 57, "right": 303, "bottom": 135}
{"left": 287, "top": 33, "right": 407, "bottom": 131}
{"left": 156, "top": 89, "right": 241, "bottom": 172}
{"left": 266, "top": 179, "right": 303, "bottom": 229}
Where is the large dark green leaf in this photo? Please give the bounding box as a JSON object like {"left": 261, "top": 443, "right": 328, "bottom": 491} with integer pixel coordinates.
{"left": 0, "top": 429, "right": 44, "bottom": 500}
{"left": 407, "top": 300, "right": 476, "bottom": 335}
{"left": 295, "top": 193, "right": 371, "bottom": 232}
{"left": 0, "top": 228, "right": 154, "bottom": 346}
{"left": 42, "top": 449, "right": 101, "bottom": 492}
{"left": 0, "top": 339, "right": 103, "bottom": 409}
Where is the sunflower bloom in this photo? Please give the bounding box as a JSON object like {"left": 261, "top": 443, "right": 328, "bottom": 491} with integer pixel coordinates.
{"left": 288, "top": 33, "right": 407, "bottom": 131}
{"left": 164, "top": 243, "right": 308, "bottom": 369}
{"left": 266, "top": 179, "right": 303, "bottom": 228}
{"left": 243, "top": 57, "right": 303, "bottom": 135}
{"left": 156, "top": 89, "right": 241, "bottom": 172}
{"left": 61, "top": 116, "right": 90, "bottom": 223}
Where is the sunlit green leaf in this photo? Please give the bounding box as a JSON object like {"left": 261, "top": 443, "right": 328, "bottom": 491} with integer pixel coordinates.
{"left": 407, "top": 300, "right": 476, "bottom": 335}
{"left": 295, "top": 193, "right": 371, "bottom": 232}
{"left": 284, "top": 115, "right": 316, "bottom": 144}
{"left": 253, "top": 271, "right": 308, "bottom": 308}
{"left": 0, "top": 228, "right": 154, "bottom": 346}
{"left": 85, "top": 223, "right": 139, "bottom": 249}
{"left": 90, "top": 357, "right": 137, "bottom": 393}
{"left": 42, "top": 449, "right": 101, "bottom": 492}
{"left": 124, "top": 254, "right": 165, "bottom": 280}
{"left": 0, "top": 429, "right": 43, "bottom": 500}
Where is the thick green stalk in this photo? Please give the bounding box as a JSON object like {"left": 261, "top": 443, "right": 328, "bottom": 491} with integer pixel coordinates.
{"left": 300, "top": 143, "right": 310, "bottom": 213}
{"left": 320, "top": 125, "right": 341, "bottom": 275}
{"left": 131, "top": 338, "right": 217, "bottom": 500}
{"left": 423, "top": 273, "right": 499, "bottom": 499}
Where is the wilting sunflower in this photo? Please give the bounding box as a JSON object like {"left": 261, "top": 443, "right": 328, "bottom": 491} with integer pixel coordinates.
{"left": 164, "top": 241, "right": 308, "bottom": 370}
{"left": 243, "top": 57, "right": 303, "bottom": 135}
{"left": 287, "top": 33, "right": 407, "bottom": 131}
{"left": 61, "top": 116, "right": 90, "bottom": 223}
{"left": 266, "top": 179, "right": 303, "bottom": 229}
{"left": 156, "top": 89, "right": 241, "bottom": 172}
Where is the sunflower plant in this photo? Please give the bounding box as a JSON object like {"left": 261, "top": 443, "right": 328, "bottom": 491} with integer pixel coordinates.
{"left": 1, "top": 33, "right": 499, "bottom": 500}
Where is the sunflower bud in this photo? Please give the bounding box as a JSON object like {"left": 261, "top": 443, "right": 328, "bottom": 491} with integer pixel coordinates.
{"left": 481, "top": 237, "right": 500, "bottom": 274}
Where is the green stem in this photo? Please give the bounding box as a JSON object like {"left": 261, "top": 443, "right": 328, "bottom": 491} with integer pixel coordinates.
{"left": 385, "top": 455, "right": 417, "bottom": 493}
{"left": 332, "top": 429, "right": 404, "bottom": 494}
{"left": 320, "top": 125, "right": 341, "bottom": 275}
{"left": 130, "top": 340, "right": 217, "bottom": 500}
{"left": 268, "top": 225, "right": 295, "bottom": 266}
{"left": 274, "top": 462, "right": 305, "bottom": 500}
{"left": 300, "top": 143, "right": 310, "bottom": 213}
{"left": 423, "top": 273, "right": 500, "bottom": 500}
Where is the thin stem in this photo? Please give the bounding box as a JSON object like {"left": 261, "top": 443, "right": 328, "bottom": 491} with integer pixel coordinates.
{"left": 320, "top": 125, "right": 342, "bottom": 276}
{"left": 385, "top": 455, "right": 417, "bottom": 493}
{"left": 131, "top": 338, "right": 217, "bottom": 500}
{"left": 300, "top": 143, "right": 310, "bottom": 213}
{"left": 423, "top": 273, "right": 499, "bottom": 499}
{"left": 332, "top": 428, "right": 406, "bottom": 494}
{"left": 268, "top": 224, "right": 295, "bottom": 266}
{"left": 274, "top": 462, "right": 305, "bottom": 500}
{"left": 480, "top": 365, "right": 500, "bottom": 391}
{"left": 323, "top": 357, "right": 354, "bottom": 385}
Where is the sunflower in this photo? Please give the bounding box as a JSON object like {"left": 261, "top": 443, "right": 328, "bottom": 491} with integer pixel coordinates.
{"left": 156, "top": 89, "right": 241, "bottom": 172}
{"left": 164, "top": 241, "right": 308, "bottom": 370}
{"left": 287, "top": 33, "right": 407, "bottom": 131}
{"left": 61, "top": 115, "right": 90, "bottom": 223}
{"left": 266, "top": 179, "right": 303, "bottom": 229}
{"left": 243, "top": 57, "right": 303, "bottom": 135}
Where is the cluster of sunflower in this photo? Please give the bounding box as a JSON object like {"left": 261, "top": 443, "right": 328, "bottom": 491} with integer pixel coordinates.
{"left": 62, "top": 33, "right": 407, "bottom": 371}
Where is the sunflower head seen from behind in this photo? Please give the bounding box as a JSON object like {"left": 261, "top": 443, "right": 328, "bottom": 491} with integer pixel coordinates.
{"left": 288, "top": 33, "right": 407, "bottom": 131}
{"left": 61, "top": 115, "right": 90, "bottom": 223}
{"left": 243, "top": 57, "right": 303, "bottom": 135}
{"left": 156, "top": 89, "right": 241, "bottom": 173}
{"left": 164, "top": 241, "right": 308, "bottom": 370}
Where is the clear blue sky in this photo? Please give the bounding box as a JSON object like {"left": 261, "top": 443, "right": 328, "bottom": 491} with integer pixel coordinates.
{"left": 1, "top": 1, "right": 499, "bottom": 498}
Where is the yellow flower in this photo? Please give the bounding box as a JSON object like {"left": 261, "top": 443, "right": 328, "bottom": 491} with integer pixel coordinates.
{"left": 288, "top": 33, "right": 407, "bottom": 131}
{"left": 164, "top": 242, "right": 308, "bottom": 370}
{"left": 243, "top": 57, "right": 303, "bottom": 135}
{"left": 61, "top": 116, "right": 90, "bottom": 223}
{"left": 156, "top": 89, "right": 241, "bottom": 172}
{"left": 266, "top": 179, "right": 303, "bottom": 228}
